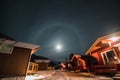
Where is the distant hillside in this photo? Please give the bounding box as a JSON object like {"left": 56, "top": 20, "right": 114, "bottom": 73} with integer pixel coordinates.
{"left": 0, "top": 33, "right": 15, "bottom": 40}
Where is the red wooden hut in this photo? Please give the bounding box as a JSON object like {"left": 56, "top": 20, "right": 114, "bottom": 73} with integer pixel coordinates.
{"left": 70, "top": 54, "right": 88, "bottom": 71}
{"left": 85, "top": 31, "right": 120, "bottom": 74}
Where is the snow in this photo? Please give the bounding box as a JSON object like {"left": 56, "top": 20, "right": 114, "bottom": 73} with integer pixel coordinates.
{"left": 25, "top": 74, "right": 45, "bottom": 80}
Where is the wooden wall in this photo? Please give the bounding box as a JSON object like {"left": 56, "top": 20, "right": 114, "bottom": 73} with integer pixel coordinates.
{"left": 0, "top": 47, "right": 31, "bottom": 77}
{"left": 38, "top": 62, "right": 48, "bottom": 70}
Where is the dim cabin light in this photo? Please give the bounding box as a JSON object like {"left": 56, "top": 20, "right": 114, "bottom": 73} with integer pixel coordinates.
{"left": 108, "top": 37, "right": 119, "bottom": 46}
{"left": 109, "top": 37, "right": 118, "bottom": 42}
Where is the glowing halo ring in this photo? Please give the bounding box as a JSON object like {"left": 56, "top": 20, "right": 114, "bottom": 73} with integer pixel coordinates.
{"left": 32, "top": 22, "right": 80, "bottom": 44}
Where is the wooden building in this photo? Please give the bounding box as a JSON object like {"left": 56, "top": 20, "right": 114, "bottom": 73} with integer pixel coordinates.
{"left": 27, "top": 62, "right": 39, "bottom": 74}
{"left": 85, "top": 31, "right": 120, "bottom": 74}
{"left": 0, "top": 38, "right": 40, "bottom": 77}
{"left": 68, "top": 54, "right": 88, "bottom": 71}
{"left": 35, "top": 59, "right": 51, "bottom": 70}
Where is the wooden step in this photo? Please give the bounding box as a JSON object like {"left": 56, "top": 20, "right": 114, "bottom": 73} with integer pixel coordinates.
{"left": 113, "top": 77, "right": 120, "bottom": 80}
{"left": 115, "top": 74, "right": 120, "bottom": 77}
{"left": 91, "top": 64, "right": 118, "bottom": 74}
{"left": 117, "top": 71, "right": 120, "bottom": 74}
{"left": 112, "top": 73, "right": 120, "bottom": 80}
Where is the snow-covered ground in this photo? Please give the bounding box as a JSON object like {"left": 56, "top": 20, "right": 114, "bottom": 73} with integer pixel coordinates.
{"left": 25, "top": 70, "right": 55, "bottom": 80}
{"left": 1, "top": 70, "right": 120, "bottom": 80}
{"left": 25, "top": 74, "right": 45, "bottom": 80}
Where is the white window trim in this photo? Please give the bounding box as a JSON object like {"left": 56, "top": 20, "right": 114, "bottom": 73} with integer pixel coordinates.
{"left": 100, "top": 49, "right": 119, "bottom": 64}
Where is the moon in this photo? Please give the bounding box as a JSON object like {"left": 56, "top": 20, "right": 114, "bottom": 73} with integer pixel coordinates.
{"left": 56, "top": 44, "right": 62, "bottom": 51}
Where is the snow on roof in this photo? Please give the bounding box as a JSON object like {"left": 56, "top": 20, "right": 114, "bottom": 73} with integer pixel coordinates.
{"left": 85, "top": 31, "right": 120, "bottom": 55}
{"left": 14, "top": 42, "right": 40, "bottom": 50}
{"left": 0, "top": 38, "right": 40, "bottom": 50}
{"left": 0, "top": 38, "right": 16, "bottom": 54}
{"left": 0, "top": 38, "right": 40, "bottom": 54}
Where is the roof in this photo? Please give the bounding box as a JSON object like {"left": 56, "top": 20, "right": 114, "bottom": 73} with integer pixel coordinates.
{"left": 85, "top": 31, "right": 120, "bottom": 55}
{"left": 35, "top": 60, "right": 51, "bottom": 63}
{"left": 0, "top": 38, "right": 16, "bottom": 54}
{"left": 0, "top": 38, "right": 16, "bottom": 43}
{"left": 0, "top": 38, "right": 40, "bottom": 50}
{"left": 71, "top": 54, "right": 81, "bottom": 61}
{"left": 14, "top": 42, "right": 40, "bottom": 54}
{"left": 31, "top": 54, "right": 49, "bottom": 62}
{"left": 0, "top": 38, "right": 40, "bottom": 54}
{"left": 14, "top": 42, "right": 40, "bottom": 50}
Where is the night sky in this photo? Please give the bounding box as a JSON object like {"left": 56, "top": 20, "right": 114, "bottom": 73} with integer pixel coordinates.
{"left": 1, "top": 0, "right": 120, "bottom": 61}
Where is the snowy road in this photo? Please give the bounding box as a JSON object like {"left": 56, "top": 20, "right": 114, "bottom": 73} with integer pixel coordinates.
{"left": 41, "top": 70, "right": 113, "bottom": 80}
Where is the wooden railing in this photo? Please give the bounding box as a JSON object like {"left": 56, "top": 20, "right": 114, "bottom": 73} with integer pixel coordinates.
{"left": 91, "top": 64, "right": 118, "bottom": 74}
{"left": 27, "top": 62, "right": 39, "bottom": 74}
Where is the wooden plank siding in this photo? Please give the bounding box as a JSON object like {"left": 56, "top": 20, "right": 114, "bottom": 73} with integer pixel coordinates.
{"left": 0, "top": 47, "right": 31, "bottom": 77}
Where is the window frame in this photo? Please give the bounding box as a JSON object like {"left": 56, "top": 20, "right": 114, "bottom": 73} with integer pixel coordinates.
{"left": 101, "top": 49, "right": 119, "bottom": 64}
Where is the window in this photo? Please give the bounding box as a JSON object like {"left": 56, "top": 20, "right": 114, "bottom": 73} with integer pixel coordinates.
{"left": 0, "top": 41, "right": 14, "bottom": 54}
{"left": 101, "top": 49, "right": 119, "bottom": 64}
